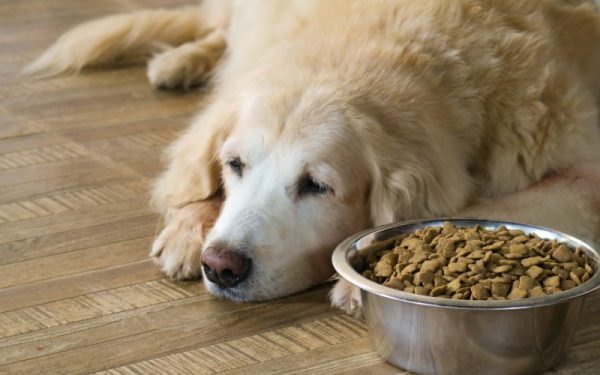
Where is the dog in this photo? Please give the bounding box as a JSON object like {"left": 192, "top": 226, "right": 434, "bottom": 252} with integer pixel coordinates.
{"left": 28, "top": 0, "right": 600, "bottom": 313}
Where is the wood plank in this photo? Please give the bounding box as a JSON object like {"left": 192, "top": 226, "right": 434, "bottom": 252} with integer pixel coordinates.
{"left": 60, "top": 116, "right": 185, "bottom": 144}
{"left": 0, "top": 236, "right": 153, "bottom": 289}
{"left": 0, "top": 179, "right": 149, "bottom": 225}
{"left": 0, "top": 69, "right": 149, "bottom": 100}
{"left": 0, "top": 164, "right": 135, "bottom": 203}
{"left": 545, "top": 340, "right": 600, "bottom": 375}
{"left": 8, "top": 92, "right": 199, "bottom": 132}
{"left": 0, "top": 260, "right": 162, "bottom": 313}
{"left": 0, "top": 131, "right": 69, "bottom": 155}
{"left": 0, "top": 287, "right": 337, "bottom": 374}
{"left": 0, "top": 291, "right": 223, "bottom": 365}
{"left": 0, "top": 142, "right": 88, "bottom": 171}
{"left": 0, "top": 158, "right": 114, "bottom": 188}
{"left": 0, "top": 212, "right": 157, "bottom": 264}
{"left": 0, "top": 196, "right": 152, "bottom": 240}
{"left": 0, "top": 109, "right": 42, "bottom": 141}
{"left": 98, "top": 315, "right": 375, "bottom": 375}
{"left": 0, "top": 278, "right": 202, "bottom": 339}
{"left": 218, "top": 343, "right": 385, "bottom": 375}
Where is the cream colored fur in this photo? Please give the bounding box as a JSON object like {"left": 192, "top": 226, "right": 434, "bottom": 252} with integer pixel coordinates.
{"left": 28, "top": 1, "right": 600, "bottom": 311}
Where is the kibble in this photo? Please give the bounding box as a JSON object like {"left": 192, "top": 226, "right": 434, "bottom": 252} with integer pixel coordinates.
{"left": 526, "top": 265, "right": 544, "bottom": 280}
{"left": 361, "top": 222, "right": 595, "bottom": 300}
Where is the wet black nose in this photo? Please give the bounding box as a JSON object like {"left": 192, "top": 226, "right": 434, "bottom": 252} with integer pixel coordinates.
{"left": 201, "top": 247, "right": 252, "bottom": 288}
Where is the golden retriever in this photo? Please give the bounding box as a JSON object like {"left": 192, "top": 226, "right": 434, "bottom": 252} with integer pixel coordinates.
{"left": 28, "top": 0, "right": 600, "bottom": 312}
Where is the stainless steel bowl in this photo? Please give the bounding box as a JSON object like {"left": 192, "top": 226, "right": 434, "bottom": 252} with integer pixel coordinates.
{"left": 332, "top": 219, "right": 600, "bottom": 375}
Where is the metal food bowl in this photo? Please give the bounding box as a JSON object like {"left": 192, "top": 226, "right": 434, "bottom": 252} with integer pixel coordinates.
{"left": 332, "top": 219, "right": 600, "bottom": 375}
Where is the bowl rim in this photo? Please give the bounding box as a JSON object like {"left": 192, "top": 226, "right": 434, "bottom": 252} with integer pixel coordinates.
{"left": 332, "top": 218, "right": 600, "bottom": 310}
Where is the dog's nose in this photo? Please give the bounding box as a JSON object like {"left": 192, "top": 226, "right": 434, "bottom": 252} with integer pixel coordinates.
{"left": 201, "top": 247, "right": 252, "bottom": 288}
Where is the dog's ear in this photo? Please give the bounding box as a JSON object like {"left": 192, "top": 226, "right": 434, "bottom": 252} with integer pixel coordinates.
{"left": 151, "top": 99, "right": 235, "bottom": 213}
{"left": 349, "top": 79, "right": 478, "bottom": 226}
{"left": 366, "top": 128, "right": 474, "bottom": 226}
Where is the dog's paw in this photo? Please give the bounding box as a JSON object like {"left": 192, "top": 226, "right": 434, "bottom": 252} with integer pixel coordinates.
{"left": 147, "top": 30, "right": 225, "bottom": 90}
{"left": 151, "top": 223, "right": 204, "bottom": 280}
{"left": 150, "top": 199, "right": 222, "bottom": 280}
{"left": 147, "top": 46, "right": 211, "bottom": 89}
{"left": 330, "top": 278, "right": 363, "bottom": 316}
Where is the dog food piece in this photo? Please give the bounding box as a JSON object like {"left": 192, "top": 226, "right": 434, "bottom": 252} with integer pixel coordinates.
{"left": 469, "top": 261, "right": 486, "bottom": 274}
{"left": 562, "top": 262, "right": 578, "bottom": 271}
{"left": 484, "top": 240, "right": 505, "bottom": 251}
{"left": 421, "top": 259, "right": 442, "bottom": 273}
{"left": 543, "top": 275, "right": 561, "bottom": 288}
{"left": 374, "top": 252, "right": 396, "bottom": 277}
{"left": 511, "top": 263, "right": 526, "bottom": 276}
{"left": 512, "top": 236, "right": 530, "bottom": 244}
{"left": 464, "top": 230, "right": 480, "bottom": 241}
{"left": 521, "top": 256, "right": 545, "bottom": 268}
{"left": 414, "top": 270, "right": 434, "bottom": 286}
{"left": 402, "top": 237, "right": 426, "bottom": 251}
{"left": 528, "top": 286, "right": 546, "bottom": 298}
{"left": 395, "top": 273, "right": 412, "bottom": 283}
{"left": 446, "top": 278, "right": 462, "bottom": 293}
{"left": 570, "top": 271, "right": 582, "bottom": 285}
{"left": 518, "top": 276, "right": 536, "bottom": 291}
{"left": 362, "top": 222, "right": 595, "bottom": 300}
{"left": 409, "top": 252, "right": 428, "bottom": 264}
{"left": 400, "top": 263, "right": 418, "bottom": 275}
{"left": 467, "top": 250, "right": 486, "bottom": 259}
{"left": 414, "top": 286, "right": 431, "bottom": 295}
{"left": 423, "top": 228, "right": 440, "bottom": 244}
{"left": 471, "top": 284, "right": 490, "bottom": 300}
{"left": 430, "top": 285, "right": 447, "bottom": 296}
{"left": 552, "top": 245, "right": 572, "bottom": 263}
{"left": 508, "top": 244, "right": 529, "bottom": 258}
{"left": 526, "top": 265, "right": 544, "bottom": 280}
{"left": 436, "top": 237, "right": 457, "bottom": 258}
{"left": 493, "top": 264, "right": 513, "bottom": 273}
{"left": 582, "top": 272, "right": 591, "bottom": 283}
{"left": 508, "top": 287, "right": 528, "bottom": 300}
{"left": 442, "top": 221, "right": 457, "bottom": 235}
{"left": 573, "top": 267, "right": 586, "bottom": 277}
{"left": 491, "top": 281, "right": 510, "bottom": 297}
{"left": 384, "top": 278, "right": 404, "bottom": 289}
{"left": 560, "top": 279, "right": 576, "bottom": 290}
{"left": 448, "top": 261, "right": 468, "bottom": 273}
{"left": 552, "top": 266, "right": 569, "bottom": 280}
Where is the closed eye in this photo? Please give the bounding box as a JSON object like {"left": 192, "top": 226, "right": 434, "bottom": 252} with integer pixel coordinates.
{"left": 226, "top": 157, "right": 244, "bottom": 176}
{"left": 297, "top": 174, "right": 333, "bottom": 197}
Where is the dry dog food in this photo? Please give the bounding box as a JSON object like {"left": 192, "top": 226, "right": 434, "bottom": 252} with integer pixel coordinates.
{"left": 362, "top": 222, "right": 595, "bottom": 300}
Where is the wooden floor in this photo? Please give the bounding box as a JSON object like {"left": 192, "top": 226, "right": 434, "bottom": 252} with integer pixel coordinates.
{"left": 0, "top": 1, "right": 599, "bottom": 374}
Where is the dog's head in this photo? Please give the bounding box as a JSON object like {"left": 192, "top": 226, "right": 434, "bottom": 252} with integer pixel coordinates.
{"left": 154, "top": 70, "right": 474, "bottom": 301}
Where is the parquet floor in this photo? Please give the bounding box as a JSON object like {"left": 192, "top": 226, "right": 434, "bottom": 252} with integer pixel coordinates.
{"left": 0, "top": 1, "right": 598, "bottom": 374}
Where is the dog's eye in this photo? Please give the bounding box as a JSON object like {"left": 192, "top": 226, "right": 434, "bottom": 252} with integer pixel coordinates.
{"left": 298, "top": 175, "right": 333, "bottom": 197}
{"left": 226, "top": 157, "right": 244, "bottom": 176}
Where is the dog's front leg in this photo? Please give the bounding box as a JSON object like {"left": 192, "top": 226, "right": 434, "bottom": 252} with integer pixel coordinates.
{"left": 150, "top": 194, "right": 224, "bottom": 280}
{"left": 330, "top": 278, "right": 364, "bottom": 316}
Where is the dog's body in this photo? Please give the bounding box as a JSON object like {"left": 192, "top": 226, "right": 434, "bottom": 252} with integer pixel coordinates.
{"left": 29, "top": 0, "right": 600, "bottom": 312}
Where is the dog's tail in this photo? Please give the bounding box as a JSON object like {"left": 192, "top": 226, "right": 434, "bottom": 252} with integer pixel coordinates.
{"left": 24, "top": 7, "right": 204, "bottom": 76}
